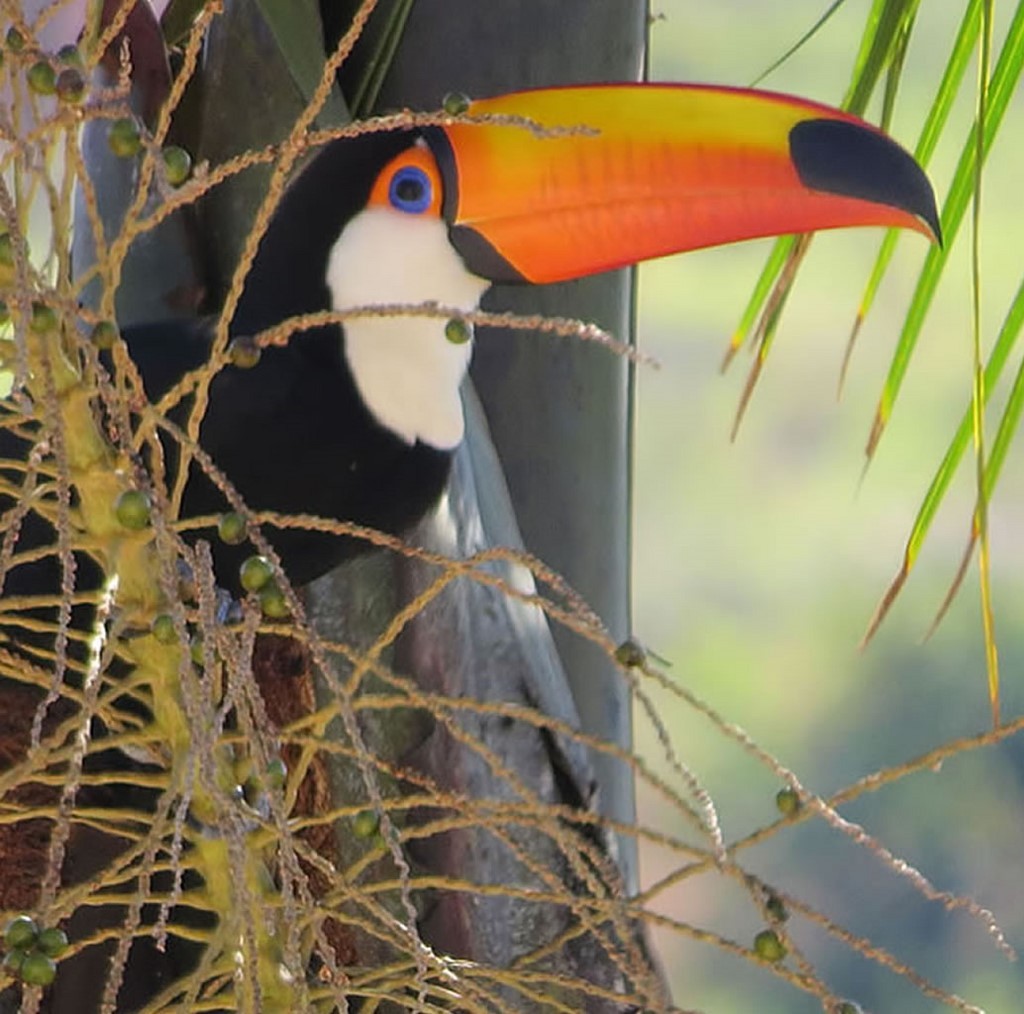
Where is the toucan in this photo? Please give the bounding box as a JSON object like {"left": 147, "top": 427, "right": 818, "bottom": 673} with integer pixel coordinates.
{"left": 1, "top": 83, "right": 940, "bottom": 600}
{"left": 0, "top": 84, "right": 940, "bottom": 1012}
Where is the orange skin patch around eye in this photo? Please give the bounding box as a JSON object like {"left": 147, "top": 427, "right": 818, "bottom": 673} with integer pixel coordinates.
{"left": 367, "top": 143, "right": 444, "bottom": 216}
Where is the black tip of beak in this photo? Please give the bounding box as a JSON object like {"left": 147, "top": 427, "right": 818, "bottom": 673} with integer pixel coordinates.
{"left": 790, "top": 119, "right": 942, "bottom": 245}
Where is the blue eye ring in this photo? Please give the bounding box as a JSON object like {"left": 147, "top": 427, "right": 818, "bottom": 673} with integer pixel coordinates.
{"left": 388, "top": 165, "right": 432, "bottom": 214}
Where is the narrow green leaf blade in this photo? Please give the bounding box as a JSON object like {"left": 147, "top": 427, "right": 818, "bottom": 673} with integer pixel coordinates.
{"left": 868, "top": 0, "right": 1024, "bottom": 455}
{"left": 349, "top": 0, "right": 418, "bottom": 117}
{"left": 727, "top": 236, "right": 795, "bottom": 360}
{"left": 846, "top": 0, "right": 982, "bottom": 357}
{"left": 735, "top": 0, "right": 919, "bottom": 365}
{"left": 845, "top": 0, "right": 888, "bottom": 96}
{"left": 750, "top": 0, "right": 852, "bottom": 86}
{"left": 845, "top": 0, "right": 920, "bottom": 114}
{"left": 255, "top": 0, "right": 349, "bottom": 125}
{"left": 160, "top": 0, "right": 209, "bottom": 47}
{"left": 878, "top": 10, "right": 915, "bottom": 131}
{"left": 982, "top": 281, "right": 1024, "bottom": 499}
{"left": 893, "top": 275, "right": 1024, "bottom": 576}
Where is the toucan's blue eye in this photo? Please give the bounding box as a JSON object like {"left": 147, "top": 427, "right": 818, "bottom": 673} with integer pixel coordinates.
{"left": 388, "top": 166, "right": 432, "bottom": 214}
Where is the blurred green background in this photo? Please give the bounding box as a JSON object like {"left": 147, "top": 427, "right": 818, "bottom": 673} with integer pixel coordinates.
{"left": 633, "top": 3, "right": 1024, "bottom": 1011}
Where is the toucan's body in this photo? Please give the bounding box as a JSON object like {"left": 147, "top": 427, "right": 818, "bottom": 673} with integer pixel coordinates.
{"left": 0, "top": 83, "right": 940, "bottom": 603}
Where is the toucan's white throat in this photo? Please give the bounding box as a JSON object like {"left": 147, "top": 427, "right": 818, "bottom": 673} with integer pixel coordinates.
{"left": 326, "top": 207, "right": 489, "bottom": 450}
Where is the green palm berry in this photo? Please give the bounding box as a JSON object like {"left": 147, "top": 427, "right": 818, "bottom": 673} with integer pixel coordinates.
{"left": 775, "top": 787, "right": 800, "bottom": 816}
{"left": 4, "top": 915, "right": 38, "bottom": 950}
{"left": 753, "top": 929, "right": 786, "bottom": 963}
{"left": 6, "top": 28, "right": 25, "bottom": 53}
{"left": 259, "top": 582, "right": 289, "bottom": 619}
{"left": 0, "top": 233, "right": 28, "bottom": 274}
{"left": 19, "top": 950, "right": 57, "bottom": 986}
{"left": 36, "top": 927, "right": 68, "bottom": 958}
{"left": 30, "top": 302, "right": 58, "bottom": 333}
{"left": 0, "top": 301, "right": 9, "bottom": 326}
{"left": 764, "top": 891, "right": 788, "bottom": 923}
{"left": 27, "top": 60, "right": 57, "bottom": 96}
{"left": 239, "top": 555, "right": 273, "bottom": 593}
{"left": 114, "top": 489, "right": 152, "bottom": 530}
{"left": 835, "top": 1003, "right": 863, "bottom": 1014}
{"left": 189, "top": 634, "right": 206, "bottom": 667}
{"left": 217, "top": 512, "right": 247, "bottom": 545}
{"left": 227, "top": 336, "right": 260, "bottom": 369}
{"left": 108, "top": 117, "right": 142, "bottom": 158}
{"left": 264, "top": 757, "right": 287, "bottom": 790}
{"left": 442, "top": 91, "right": 471, "bottom": 115}
{"left": 614, "top": 639, "right": 646, "bottom": 668}
{"left": 55, "top": 68, "right": 86, "bottom": 104}
{"left": 89, "top": 320, "right": 118, "bottom": 350}
{"left": 56, "top": 44, "right": 82, "bottom": 67}
{"left": 444, "top": 318, "right": 471, "bottom": 345}
{"left": 151, "top": 613, "right": 177, "bottom": 645}
{"left": 161, "top": 145, "right": 192, "bottom": 186}
{"left": 352, "top": 810, "right": 379, "bottom": 838}
{"left": 2, "top": 949, "right": 25, "bottom": 976}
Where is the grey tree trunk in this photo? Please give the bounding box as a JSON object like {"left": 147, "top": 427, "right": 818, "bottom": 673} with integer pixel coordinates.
{"left": 300, "top": 3, "right": 659, "bottom": 1004}
{"left": 358, "top": 0, "right": 648, "bottom": 897}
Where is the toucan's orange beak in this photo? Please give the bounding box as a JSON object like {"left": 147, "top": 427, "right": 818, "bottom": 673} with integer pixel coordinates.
{"left": 426, "top": 84, "right": 940, "bottom": 284}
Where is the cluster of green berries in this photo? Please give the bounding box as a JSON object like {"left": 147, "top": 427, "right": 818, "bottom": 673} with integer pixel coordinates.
{"left": 223, "top": 517, "right": 288, "bottom": 617}
{"left": 2, "top": 916, "right": 67, "bottom": 987}
{"left": 0, "top": 232, "right": 122, "bottom": 340}
{"left": 746, "top": 788, "right": 805, "bottom": 965}
{"left": 5, "top": 29, "right": 191, "bottom": 185}
{"left": 112, "top": 497, "right": 289, "bottom": 636}
{"left": 239, "top": 552, "right": 289, "bottom": 619}
{"left": 0, "top": 307, "right": 121, "bottom": 355}
{"left": 9, "top": 30, "right": 85, "bottom": 105}
{"left": 0, "top": 296, "right": 67, "bottom": 335}
{"left": 148, "top": 516, "right": 289, "bottom": 641}
{"left": 108, "top": 117, "right": 193, "bottom": 187}
{"left": 5, "top": 28, "right": 191, "bottom": 187}
{"left": 748, "top": 886, "right": 788, "bottom": 961}
{"left": 153, "top": 619, "right": 228, "bottom": 671}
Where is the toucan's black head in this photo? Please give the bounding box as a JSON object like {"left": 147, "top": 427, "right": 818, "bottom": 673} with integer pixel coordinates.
{"left": 232, "top": 130, "right": 420, "bottom": 336}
